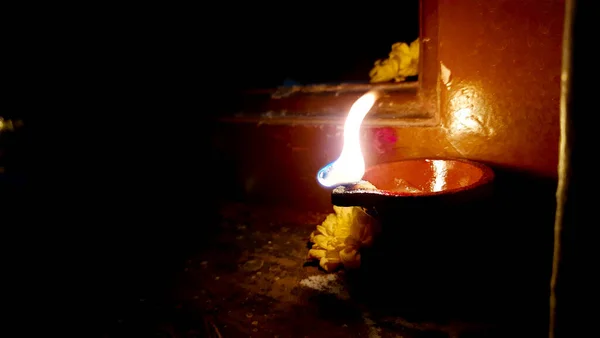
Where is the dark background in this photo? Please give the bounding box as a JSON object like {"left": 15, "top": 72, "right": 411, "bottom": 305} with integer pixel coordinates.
{"left": 2, "top": 3, "right": 419, "bottom": 334}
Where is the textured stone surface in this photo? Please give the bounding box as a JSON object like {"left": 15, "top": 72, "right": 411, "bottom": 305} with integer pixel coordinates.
{"left": 99, "top": 203, "right": 547, "bottom": 337}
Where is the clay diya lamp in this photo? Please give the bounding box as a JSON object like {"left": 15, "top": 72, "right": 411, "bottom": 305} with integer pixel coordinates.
{"left": 333, "top": 158, "right": 499, "bottom": 319}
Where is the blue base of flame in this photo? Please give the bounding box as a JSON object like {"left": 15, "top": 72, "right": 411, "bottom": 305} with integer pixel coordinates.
{"left": 317, "top": 161, "right": 360, "bottom": 188}
{"left": 316, "top": 161, "right": 335, "bottom": 187}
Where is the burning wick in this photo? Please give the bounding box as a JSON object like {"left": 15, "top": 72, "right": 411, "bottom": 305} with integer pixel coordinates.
{"left": 317, "top": 91, "right": 379, "bottom": 187}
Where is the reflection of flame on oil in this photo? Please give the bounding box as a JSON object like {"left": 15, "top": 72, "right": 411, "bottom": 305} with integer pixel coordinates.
{"left": 317, "top": 91, "right": 379, "bottom": 187}
{"left": 431, "top": 160, "right": 447, "bottom": 192}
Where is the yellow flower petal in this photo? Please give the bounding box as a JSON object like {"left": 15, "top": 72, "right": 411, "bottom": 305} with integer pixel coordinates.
{"left": 315, "top": 225, "right": 327, "bottom": 235}
{"left": 307, "top": 206, "right": 380, "bottom": 270}
{"left": 308, "top": 248, "right": 326, "bottom": 260}
{"left": 320, "top": 255, "right": 342, "bottom": 272}
{"left": 370, "top": 39, "right": 419, "bottom": 83}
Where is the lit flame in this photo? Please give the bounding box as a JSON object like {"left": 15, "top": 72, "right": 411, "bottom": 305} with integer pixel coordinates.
{"left": 317, "top": 91, "right": 379, "bottom": 187}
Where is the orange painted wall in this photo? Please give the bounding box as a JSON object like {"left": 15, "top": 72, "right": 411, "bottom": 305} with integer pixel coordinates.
{"left": 434, "top": 0, "right": 563, "bottom": 177}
